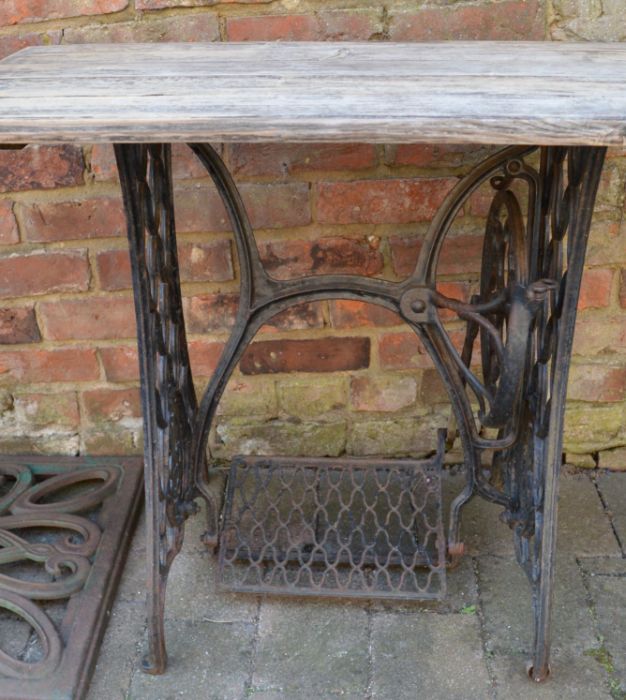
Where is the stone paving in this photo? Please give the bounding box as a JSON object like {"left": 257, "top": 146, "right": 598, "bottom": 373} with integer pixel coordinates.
{"left": 87, "top": 468, "right": 626, "bottom": 700}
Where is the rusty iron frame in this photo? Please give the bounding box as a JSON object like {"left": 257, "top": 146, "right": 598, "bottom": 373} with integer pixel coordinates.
{"left": 114, "top": 142, "right": 606, "bottom": 682}
{"left": 0, "top": 455, "right": 143, "bottom": 700}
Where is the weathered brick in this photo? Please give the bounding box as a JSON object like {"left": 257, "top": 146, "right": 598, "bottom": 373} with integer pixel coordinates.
{"left": 0, "top": 31, "right": 62, "bottom": 61}
{"left": 241, "top": 337, "right": 370, "bottom": 375}
{"left": 0, "top": 347, "right": 99, "bottom": 383}
{"left": 385, "top": 144, "right": 486, "bottom": 169}
{"left": 0, "top": 201, "right": 19, "bottom": 245}
{"left": 390, "top": 234, "right": 482, "bottom": 278}
{"left": 188, "top": 339, "right": 224, "bottom": 377}
{"left": 350, "top": 374, "right": 417, "bottom": 412}
{"left": 567, "top": 365, "right": 626, "bottom": 403}
{"left": 183, "top": 294, "right": 323, "bottom": 334}
{"left": 18, "top": 197, "right": 126, "bottom": 242}
{"left": 39, "top": 296, "right": 136, "bottom": 341}
{"left": 578, "top": 268, "right": 614, "bottom": 310}
{"left": 90, "top": 143, "right": 206, "bottom": 182}
{"left": 0, "top": 307, "right": 40, "bottom": 344}
{"left": 379, "top": 330, "right": 466, "bottom": 370}
{"left": 0, "top": 146, "right": 83, "bottom": 193}
{"left": 227, "top": 10, "right": 380, "bottom": 42}
{"left": 620, "top": 269, "right": 626, "bottom": 308}
{"left": 573, "top": 316, "right": 626, "bottom": 356}
{"left": 82, "top": 387, "right": 141, "bottom": 424}
{"left": 14, "top": 391, "right": 79, "bottom": 429}
{"left": 227, "top": 143, "right": 377, "bottom": 178}
{"left": 0, "top": 0, "right": 128, "bottom": 25}
{"left": 316, "top": 178, "right": 456, "bottom": 225}
{"left": 97, "top": 240, "right": 233, "bottom": 290}
{"left": 137, "top": 0, "right": 270, "bottom": 8}
{"left": 217, "top": 377, "right": 278, "bottom": 418}
{"left": 329, "top": 300, "right": 399, "bottom": 329}
{"left": 100, "top": 345, "right": 139, "bottom": 382}
{"left": 64, "top": 13, "right": 219, "bottom": 44}
{"left": 550, "top": 0, "right": 626, "bottom": 41}
{"left": 83, "top": 428, "right": 140, "bottom": 456}
{"left": 277, "top": 376, "right": 347, "bottom": 418}
{"left": 389, "top": 0, "right": 543, "bottom": 41}
{"left": 419, "top": 368, "right": 450, "bottom": 404}
{"left": 258, "top": 237, "right": 383, "bottom": 279}
{"left": 0, "top": 250, "right": 90, "bottom": 298}
{"left": 175, "top": 182, "right": 310, "bottom": 232}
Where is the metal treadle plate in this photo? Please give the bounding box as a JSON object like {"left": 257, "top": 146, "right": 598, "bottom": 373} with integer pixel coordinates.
{"left": 217, "top": 436, "right": 446, "bottom": 600}
{"left": 0, "top": 455, "right": 143, "bottom": 700}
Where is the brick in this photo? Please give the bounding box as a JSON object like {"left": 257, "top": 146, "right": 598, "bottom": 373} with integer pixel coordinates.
{"left": 97, "top": 240, "right": 233, "bottom": 290}
{"left": 0, "top": 31, "right": 62, "bottom": 61}
{"left": 14, "top": 391, "right": 79, "bottom": 429}
{"left": 379, "top": 330, "right": 466, "bottom": 370}
{"left": 0, "top": 146, "right": 83, "bottom": 193}
{"left": 277, "top": 377, "right": 347, "bottom": 418}
{"left": 183, "top": 293, "right": 324, "bottom": 334}
{"left": 241, "top": 337, "right": 370, "bottom": 375}
{"left": 620, "top": 269, "right": 626, "bottom": 308}
{"left": 0, "top": 347, "right": 99, "bottom": 383}
{"left": 0, "top": 201, "right": 19, "bottom": 245}
{"left": 389, "top": 0, "right": 543, "bottom": 41}
{"left": 0, "top": 307, "right": 40, "bottom": 344}
{"left": 350, "top": 374, "right": 417, "bottom": 412}
{"left": 227, "top": 10, "right": 380, "bottom": 42}
{"left": 65, "top": 12, "right": 219, "bottom": 44}
{"left": 39, "top": 296, "right": 136, "bottom": 341}
{"left": 217, "top": 378, "right": 277, "bottom": 418}
{"left": 260, "top": 303, "right": 325, "bottom": 332}
{"left": 188, "top": 339, "right": 224, "bottom": 377}
{"left": 90, "top": 143, "right": 206, "bottom": 182}
{"left": 18, "top": 197, "right": 125, "bottom": 242}
{"left": 175, "top": 182, "right": 310, "bottom": 232}
{"left": 578, "top": 268, "right": 613, "bottom": 310}
{"left": 258, "top": 237, "right": 383, "bottom": 279}
{"left": 390, "top": 234, "right": 482, "bottom": 277}
{"left": 419, "top": 368, "right": 450, "bottom": 404}
{"left": 0, "top": 250, "right": 90, "bottom": 298}
{"left": 82, "top": 387, "right": 141, "bottom": 424}
{"left": 227, "top": 143, "right": 377, "bottom": 178}
{"left": 0, "top": 0, "right": 128, "bottom": 25}
{"left": 385, "top": 144, "right": 485, "bottom": 169}
{"left": 100, "top": 345, "right": 139, "bottom": 382}
{"left": 573, "top": 316, "right": 626, "bottom": 356}
{"left": 329, "top": 300, "right": 399, "bottom": 329}
{"left": 379, "top": 332, "right": 430, "bottom": 370}
{"left": 551, "top": 0, "right": 626, "bottom": 41}
{"left": 567, "top": 365, "right": 626, "bottom": 403}
{"left": 138, "top": 0, "right": 269, "bottom": 7}
{"left": 316, "top": 178, "right": 456, "bottom": 225}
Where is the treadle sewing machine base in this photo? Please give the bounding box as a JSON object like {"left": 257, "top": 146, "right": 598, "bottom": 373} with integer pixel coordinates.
{"left": 0, "top": 41, "right": 624, "bottom": 691}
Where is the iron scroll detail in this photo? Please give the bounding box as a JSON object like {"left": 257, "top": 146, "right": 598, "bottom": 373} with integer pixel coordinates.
{"left": 115, "top": 142, "right": 606, "bottom": 681}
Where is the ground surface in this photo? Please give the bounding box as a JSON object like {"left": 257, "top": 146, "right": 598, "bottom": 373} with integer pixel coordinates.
{"left": 88, "top": 468, "right": 626, "bottom": 700}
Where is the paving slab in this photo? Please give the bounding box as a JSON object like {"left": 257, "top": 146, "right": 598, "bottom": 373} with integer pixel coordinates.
{"left": 128, "top": 619, "right": 255, "bottom": 700}
{"left": 86, "top": 600, "right": 145, "bottom": 700}
{"left": 583, "top": 557, "right": 626, "bottom": 695}
{"left": 251, "top": 598, "right": 370, "bottom": 699}
{"left": 491, "top": 652, "right": 612, "bottom": 699}
{"left": 371, "top": 611, "right": 492, "bottom": 700}
{"left": 558, "top": 470, "right": 622, "bottom": 556}
{"left": 596, "top": 471, "right": 626, "bottom": 554}
{"left": 477, "top": 554, "right": 597, "bottom": 656}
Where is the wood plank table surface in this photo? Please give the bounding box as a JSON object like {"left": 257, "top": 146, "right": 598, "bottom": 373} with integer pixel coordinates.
{"left": 0, "top": 41, "right": 625, "bottom": 146}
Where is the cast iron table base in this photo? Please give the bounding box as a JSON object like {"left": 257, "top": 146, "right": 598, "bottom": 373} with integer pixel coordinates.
{"left": 114, "top": 142, "right": 606, "bottom": 683}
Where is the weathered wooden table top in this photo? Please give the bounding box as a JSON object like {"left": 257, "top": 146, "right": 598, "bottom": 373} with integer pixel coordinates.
{"left": 0, "top": 41, "right": 625, "bottom": 146}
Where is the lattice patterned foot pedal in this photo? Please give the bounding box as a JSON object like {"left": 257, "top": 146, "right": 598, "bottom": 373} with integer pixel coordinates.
{"left": 217, "top": 433, "right": 447, "bottom": 600}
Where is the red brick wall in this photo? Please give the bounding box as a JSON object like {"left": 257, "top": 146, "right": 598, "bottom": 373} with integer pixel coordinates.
{"left": 0, "top": 0, "right": 624, "bottom": 469}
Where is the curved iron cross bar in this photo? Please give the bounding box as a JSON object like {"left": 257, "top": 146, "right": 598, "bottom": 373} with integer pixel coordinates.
{"left": 115, "top": 141, "right": 606, "bottom": 683}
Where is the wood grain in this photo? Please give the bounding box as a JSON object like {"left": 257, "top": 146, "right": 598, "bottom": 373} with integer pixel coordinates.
{"left": 0, "top": 42, "right": 625, "bottom": 145}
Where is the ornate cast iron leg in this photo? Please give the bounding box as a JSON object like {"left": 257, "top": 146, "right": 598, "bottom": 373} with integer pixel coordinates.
{"left": 115, "top": 141, "right": 606, "bottom": 678}
{"left": 115, "top": 144, "right": 197, "bottom": 674}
